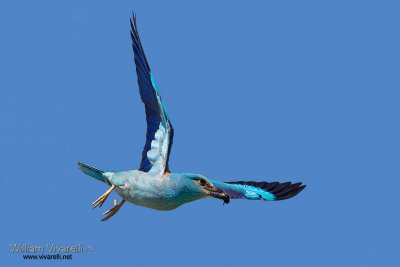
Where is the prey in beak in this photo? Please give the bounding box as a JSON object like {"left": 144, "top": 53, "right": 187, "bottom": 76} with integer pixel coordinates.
{"left": 195, "top": 177, "right": 230, "bottom": 204}
{"left": 208, "top": 187, "right": 230, "bottom": 204}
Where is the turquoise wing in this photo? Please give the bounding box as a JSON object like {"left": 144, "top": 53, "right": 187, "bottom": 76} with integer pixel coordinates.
{"left": 212, "top": 180, "right": 306, "bottom": 200}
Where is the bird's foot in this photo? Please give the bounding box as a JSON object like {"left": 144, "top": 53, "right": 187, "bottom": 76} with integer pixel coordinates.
{"left": 92, "top": 185, "right": 115, "bottom": 209}
{"left": 101, "top": 199, "right": 126, "bottom": 221}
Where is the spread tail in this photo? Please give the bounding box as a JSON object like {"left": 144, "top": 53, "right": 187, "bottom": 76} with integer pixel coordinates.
{"left": 78, "top": 162, "right": 110, "bottom": 184}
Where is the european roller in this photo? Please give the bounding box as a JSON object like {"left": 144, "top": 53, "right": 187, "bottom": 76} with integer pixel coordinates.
{"left": 78, "top": 14, "right": 306, "bottom": 221}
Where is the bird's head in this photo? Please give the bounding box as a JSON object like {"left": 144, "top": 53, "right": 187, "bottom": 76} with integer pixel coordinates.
{"left": 182, "top": 174, "right": 230, "bottom": 204}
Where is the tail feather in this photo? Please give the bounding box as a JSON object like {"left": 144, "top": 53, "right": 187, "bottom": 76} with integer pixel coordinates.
{"left": 78, "top": 162, "right": 109, "bottom": 184}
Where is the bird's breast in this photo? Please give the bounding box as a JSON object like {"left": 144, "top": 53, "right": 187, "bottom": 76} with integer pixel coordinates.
{"left": 114, "top": 172, "right": 185, "bottom": 211}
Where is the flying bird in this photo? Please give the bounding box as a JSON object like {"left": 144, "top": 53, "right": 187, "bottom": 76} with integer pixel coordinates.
{"left": 78, "top": 14, "right": 306, "bottom": 221}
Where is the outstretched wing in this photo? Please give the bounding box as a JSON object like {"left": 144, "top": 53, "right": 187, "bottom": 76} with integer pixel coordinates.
{"left": 130, "top": 14, "right": 174, "bottom": 174}
{"left": 212, "top": 180, "right": 306, "bottom": 200}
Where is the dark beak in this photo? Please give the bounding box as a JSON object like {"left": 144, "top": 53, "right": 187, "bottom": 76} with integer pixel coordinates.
{"left": 208, "top": 186, "right": 230, "bottom": 204}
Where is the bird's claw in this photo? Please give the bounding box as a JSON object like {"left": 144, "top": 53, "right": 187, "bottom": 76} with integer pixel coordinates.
{"left": 101, "top": 199, "right": 126, "bottom": 221}
{"left": 92, "top": 185, "right": 115, "bottom": 209}
{"left": 103, "top": 199, "right": 118, "bottom": 215}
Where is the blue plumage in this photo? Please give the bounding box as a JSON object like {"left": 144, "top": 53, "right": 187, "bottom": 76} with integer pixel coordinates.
{"left": 78, "top": 163, "right": 108, "bottom": 184}
{"left": 78, "top": 14, "right": 306, "bottom": 221}
{"left": 130, "top": 17, "right": 174, "bottom": 173}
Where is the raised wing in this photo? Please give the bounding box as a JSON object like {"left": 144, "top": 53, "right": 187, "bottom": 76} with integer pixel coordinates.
{"left": 130, "top": 14, "right": 174, "bottom": 174}
{"left": 212, "top": 180, "right": 306, "bottom": 200}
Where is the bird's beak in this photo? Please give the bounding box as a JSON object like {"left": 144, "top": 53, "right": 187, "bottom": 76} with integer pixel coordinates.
{"left": 208, "top": 186, "right": 230, "bottom": 204}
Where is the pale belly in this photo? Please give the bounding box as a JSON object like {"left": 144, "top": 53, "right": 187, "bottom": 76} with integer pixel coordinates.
{"left": 111, "top": 171, "right": 188, "bottom": 211}
{"left": 115, "top": 184, "right": 184, "bottom": 211}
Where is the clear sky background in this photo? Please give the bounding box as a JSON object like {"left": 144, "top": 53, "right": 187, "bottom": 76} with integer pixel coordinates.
{"left": 1, "top": 1, "right": 399, "bottom": 266}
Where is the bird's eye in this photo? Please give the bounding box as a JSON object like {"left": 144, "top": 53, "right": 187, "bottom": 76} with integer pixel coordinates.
{"left": 198, "top": 179, "right": 206, "bottom": 186}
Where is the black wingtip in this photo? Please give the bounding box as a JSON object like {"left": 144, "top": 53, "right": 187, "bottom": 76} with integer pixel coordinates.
{"left": 226, "top": 181, "right": 307, "bottom": 200}
{"left": 130, "top": 12, "right": 136, "bottom": 31}
{"left": 274, "top": 183, "right": 306, "bottom": 200}
{"left": 129, "top": 12, "right": 151, "bottom": 72}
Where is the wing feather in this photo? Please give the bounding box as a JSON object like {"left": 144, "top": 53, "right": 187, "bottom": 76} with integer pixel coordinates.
{"left": 213, "top": 180, "right": 306, "bottom": 201}
{"left": 130, "top": 14, "right": 174, "bottom": 174}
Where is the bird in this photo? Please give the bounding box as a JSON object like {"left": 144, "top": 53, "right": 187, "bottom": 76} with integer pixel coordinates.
{"left": 78, "top": 14, "right": 306, "bottom": 221}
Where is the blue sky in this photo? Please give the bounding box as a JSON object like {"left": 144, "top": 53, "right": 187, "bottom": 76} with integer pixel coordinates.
{"left": 1, "top": 1, "right": 399, "bottom": 266}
